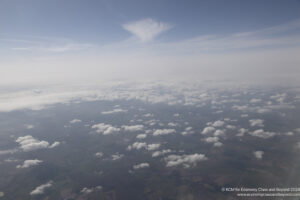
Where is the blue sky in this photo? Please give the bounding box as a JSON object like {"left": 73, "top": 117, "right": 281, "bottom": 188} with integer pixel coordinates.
{"left": 1, "top": 0, "right": 300, "bottom": 84}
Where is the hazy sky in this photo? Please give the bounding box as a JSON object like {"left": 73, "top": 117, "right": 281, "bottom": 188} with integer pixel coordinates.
{"left": 1, "top": 0, "right": 300, "bottom": 85}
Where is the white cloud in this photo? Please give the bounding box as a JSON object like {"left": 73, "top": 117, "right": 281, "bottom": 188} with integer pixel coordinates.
{"left": 153, "top": 129, "right": 176, "bottom": 136}
{"left": 30, "top": 181, "right": 53, "bottom": 195}
{"left": 212, "top": 120, "right": 225, "bottom": 127}
{"left": 95, "top": 152, "right": 103, "bottom": 158}
{"left": 122, "top": 125, "right": 144, "bottom": 132}
{"left": 69, "top": 119, "right": 81, "bottom": 124}
{"left": 253, "top": 151, "right": 264, "bottom": 159}
{"left": 168, "top": 122, "right": 178, "bottom": 127}
{"left": 249, "top": 129, "right": 275, "bottom": 139}
{"left": 16, "top": 135, "right": 59, "bottom": 151}
{"left": 91, "top": 123, "right": 120, "bottom": 135}
{"left": 250, "top": 98, "right": 261, "bottom": 103}
{"left": 101, "top": 108, "right": 127, "bottom": 115}
{"left": 133, "top": 162, "right": 150, "bottom": 170}
{"left": 237, "top": 128, "right": 248, "bottom": 137}
{"left": 0, "top": 148, "right": 18, "bottom": 155}
{"left": 201, "top": 126, "right": 215, "bottom": 135}
{"left": 122, "top": 18, "right": 172, "bottom": 42}
{"left": 213, "top": 129, "right": 225, "bottom": 137}
{"left": 127, "top": 142, "right": 147, "bottom": 150}
{"left": 111, "top": 153, "right": 124, "bottom": 161}
{"left": 147, "top": 143, "right": 161, "bottom": 151}
{"left": 49, "top": 141, "right": 60, "bottom": 148}
{"left": 165, "top": 153, "right": 207, "bottom": 168}
{"left": 25, "top": 124, "right": 34, "bottom": 129}
{"left": 181, "top": 127, "right": 195, "bottom": 135}
{"left": 249, "top": 119, "right": 264, "bottom": 127}
{"left": 213, "top": 142, "right": 223, "bottom": 147}
{"left": 204, "top": 136, "right": 219, "bottom": 143}
{"left": 81, "top": 186, "right": 102, "bottom": 194}
{"left": 152, "top": 149, "right": 172, "bottom": 157}
{"left": 17, "top": 159, "right": 42, "bottom": 168}
{"left": 136, "top": 134, "right": 147, "bottom": 139}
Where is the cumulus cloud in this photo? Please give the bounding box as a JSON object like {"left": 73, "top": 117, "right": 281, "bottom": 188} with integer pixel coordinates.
{"left": 250, "top": 98, "right": 262, "bottom": 103}
{"left": 25, "top": 124, "right": 34, "bottom": 129}
{"left": 30, "top": 181, "right": 53, "bottom": 195}
{"left": 133, "top": 162, "right": 150, "bottom": 170}
{"left": 236, "top": 128, "right": 248, "bottom": 137}
{"left": 181, "top": 127, "right": 195, "bottom": 135}
{"left": 212, "top": 120, "right": 225, "bottom": 127}
{"left": 81, "top": 186, "right": 102, "bottom": 194}
{"left": 165, "top": 153, "right": 207, "bottom": 168}
{"left": 49, "top": 141, "right": 60, "bottom": 148}
{"left": 153, "top": 129, "right": 176, "bottom": 136}
{"left": 111, "top": 153, "right": 124, "bottom": 161}
{"left": 122, "top": 18, "right": 172, "bottom": 42}
{"left": 16, "top": 135, "right": 59, "bottom": 151}
{"left": 0, "top": 148, "right": 18, "bottom": 155}
{"left": 95, "top": 152, "right": 103, "bottom": 158}
{"left": 204, "top": 136, "right": 219, "bottom": 143}
{"left": 16, "top": 159, "right": 42, "bottom": 168}
{"left": 213, "top": 129, "right": 225, "bottom": 137}
{"left": 249, "top": 129, "right": 275, "bottom": 139}
{"left": 127, "top": 142, "right": 147, "bottom": 150}
{"left": 101, "top": 108, "right": 127, "bottom": 115}
{"left": 122, "top": 125, "right": 144, "bottom": 132}
{"left": 69, "top": 119, "right": 81, "bottom": 124}
{"left": 249, "top": 119, "right": 264, "bottom": 127}
{"left": 213, "top": 142, "right": 223, "bottom": 147}
{"left": 136, "top": 134, "right": 147, "bottom": 139}
{"left": 201, "top": 126, "right": 215, "bottom": 135}
{"left": 253, "top": 151, "right": 264, "bottom": 159}
{"left": 147, "top": 143, "right": 161, "bottom": 151}
{"left": 152, "top": 149, "right": 172, "bottom": 157}
{"left": 91, "top": 123, "right": 120, "bottom": 135}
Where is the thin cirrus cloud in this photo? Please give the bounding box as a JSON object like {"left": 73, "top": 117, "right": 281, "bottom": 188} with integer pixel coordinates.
{"left": 122, "top": 18, "right": 172, "bottom": 42}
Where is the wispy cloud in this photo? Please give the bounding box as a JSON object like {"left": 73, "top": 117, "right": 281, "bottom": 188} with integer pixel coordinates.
{"left": 122, "top": 18, "right": 172, "bottom": 42}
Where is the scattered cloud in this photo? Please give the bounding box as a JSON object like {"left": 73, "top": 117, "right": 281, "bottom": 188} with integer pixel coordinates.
{"left": 81, "top": 186, "right": 102, "bottom": 194}
{"left": 30, "top": 181, "right": 53, "bottom": 195}
{"left": 49, "top": 141, "right": 60, "bottom": 148}
{"left": 111, "top": 153, "right": 124, "bottom": 161}
{"left": 0, "top": 148, "right": 18, "bottom": 155}
{"left": 95, "top": 152, "right": 103, "bottom": 158}
{"left": 122, "top": 125, "right": 144, "bottom": 132}
{"left": 213, "top": 129, "right": 225, "bottom": 137}
{"left": 147, "top": 143, "right": 161, "bottom": 151}
{"left": 69, "top": 119, "right": 81, "bottom": 124}
{"left": 101, "top": 108, "right": 128, "bottom": 115}
{"left": 181, "top": 127, "right": 195, "bottom": 135}
{"left": 165, "top": 153, "right": 207, "bottom": 168}
{"left": 249, "top": 119, "right": 264, "bottom": 127}
{"left": 133, "top": 162, "right": 150, "bottom": 170}
{"left": 122, "top": 18, "right": 172, "bottom": 42}
{"left": 237, "top": 128, "right": 248, "bottom": 137}
{"left": 253, "top": 151, "right": 264, "bottom": 159}
{"left": 127, "top": 142, "right": 147, "bottom": 150}
{"left": 136, "top": 134, "right": 147, "bottom": 139}
{"left": 204, "top": 136, "right": 219, "bottom": 143}
{"left": 91, "top": 123, "right": 120, "bottom": 135}
{"left": 153, "top": 129, "right": 176, "bottom": 136}
{"left": 249, "top": 129, "right": 275, "bottom": 139}
{"left": 16, "top": 159, "right": 42, "bottom": 168}
{"left": 16, "top": 135, "right": 59, "bottom": 151}
{"left": 201, "top": 126, "right": 215, "bottom": 135}
{"left": 25, "top": 124, "right": 34, "bottom": 129}
{"left": 152, "top": 149, "right": 172, "bottom": 157}
{"left": 212, "top": 120, "right": 225, "bottom": 127}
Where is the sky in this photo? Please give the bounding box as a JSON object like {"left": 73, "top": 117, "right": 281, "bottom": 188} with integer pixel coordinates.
{"left": 1, "top": 0, "right": 300, "bottom": 85}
